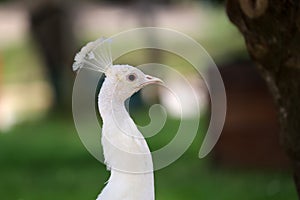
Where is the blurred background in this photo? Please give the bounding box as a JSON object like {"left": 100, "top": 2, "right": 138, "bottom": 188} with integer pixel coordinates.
{"left": 0, "top": 0, "right": 297, "bottom": 199}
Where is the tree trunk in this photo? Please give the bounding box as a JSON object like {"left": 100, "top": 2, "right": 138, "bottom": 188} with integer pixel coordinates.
{"left": 226, "top": 0, "right": 300, "bottom": 197}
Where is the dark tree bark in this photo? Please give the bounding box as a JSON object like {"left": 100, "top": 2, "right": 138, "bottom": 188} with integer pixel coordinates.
{"left": 226, "top": 0, "right": 300, "bottom": 197}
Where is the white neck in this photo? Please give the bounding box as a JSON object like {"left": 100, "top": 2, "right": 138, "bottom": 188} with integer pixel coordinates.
{"left": 97, "top": 77, "right": 155, "bottom": 200}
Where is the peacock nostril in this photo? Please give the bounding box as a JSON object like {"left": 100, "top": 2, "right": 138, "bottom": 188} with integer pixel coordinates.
{"left": 146, "top": 75, "right": 152, "bottom": 80}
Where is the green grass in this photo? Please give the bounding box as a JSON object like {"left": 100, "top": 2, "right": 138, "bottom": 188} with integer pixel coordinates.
{"left": 0, "top": 113, "right": 297, "bottom": 200}
{"left": 0, "top": 116, "right": 107, "bottom": 200}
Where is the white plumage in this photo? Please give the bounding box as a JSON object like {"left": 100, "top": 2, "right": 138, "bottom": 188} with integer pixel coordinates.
{"left": 73, "top": 38, "right": 162, "bottom": 200}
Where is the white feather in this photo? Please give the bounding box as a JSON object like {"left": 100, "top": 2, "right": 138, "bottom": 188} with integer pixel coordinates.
{"left": 96, "top": 65, "right": 156, "bottom": 200}
{"left": 72, "top": 37, "right": 112, "bottom": 72}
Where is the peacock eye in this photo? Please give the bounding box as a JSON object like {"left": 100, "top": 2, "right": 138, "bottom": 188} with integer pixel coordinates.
{"left": 127, "top": 73, "right": 137, "bottom": 82}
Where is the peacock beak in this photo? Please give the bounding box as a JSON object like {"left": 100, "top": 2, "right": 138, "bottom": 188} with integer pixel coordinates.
{"left": 142, "top": 75, "right": 163, "bottom": 87}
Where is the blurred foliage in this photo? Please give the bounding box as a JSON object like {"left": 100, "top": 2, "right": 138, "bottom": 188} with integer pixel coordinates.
{"left": 94, "top": 0, "right": 177, "bottom": 5}
{"left": 93, "top": 0, "right": 224, "bottom": 6}
{"left": 2, "top": 40, "right": 44, "bottom": 84}
{"left": 201, "top": 0, "right": 224, "bottom": 6}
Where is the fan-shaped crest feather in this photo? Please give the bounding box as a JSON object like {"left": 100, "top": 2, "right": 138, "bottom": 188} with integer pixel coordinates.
{"left": 72, "top": 37, "right": 112, "bottom": 73}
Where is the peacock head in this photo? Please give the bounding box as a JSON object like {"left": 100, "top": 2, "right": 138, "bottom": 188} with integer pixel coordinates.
{"left": 105, "top": 64, "right": 163, "bottom": 101}
{"left": 72, "top": 37, "right": 163, "bottom": 101}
